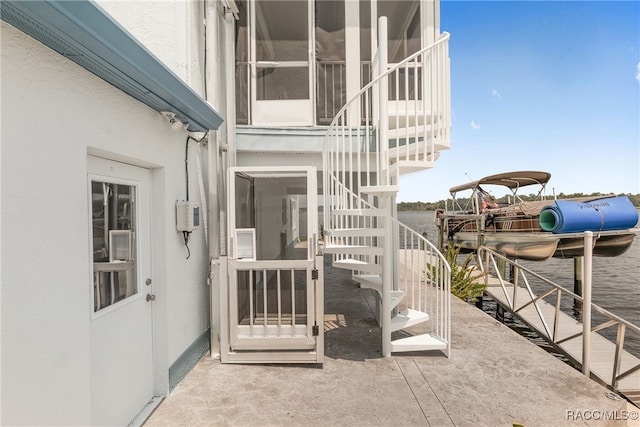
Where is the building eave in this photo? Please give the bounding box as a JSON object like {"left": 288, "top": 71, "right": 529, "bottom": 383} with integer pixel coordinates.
{"left": 1, "top": 0, "right": 223, "bottom": 132}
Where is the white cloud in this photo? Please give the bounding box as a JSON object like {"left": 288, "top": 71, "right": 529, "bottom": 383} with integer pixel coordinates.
{"left": 636, "top": 62, "right": 640, "bottom": 83}
{"left": 492, "top": 88, "right": 501, "bottom": 99}
{"left": 470, "top": 120, "right": 480, "bottom": 130}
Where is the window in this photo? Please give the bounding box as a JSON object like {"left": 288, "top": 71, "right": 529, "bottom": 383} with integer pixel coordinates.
{"left": 379, "top": 0, "right": 421, "bottom": 63}
{"left": 91, "top": 181, "right": 138, "bottom": 312}
{"left": 315, "top": 0, "right": 346, "bottom": 124}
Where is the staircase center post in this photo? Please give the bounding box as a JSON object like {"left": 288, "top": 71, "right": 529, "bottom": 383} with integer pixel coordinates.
{"left": 381, "top": 194, "right": 393, "bottom": 357}
{"left": 377, "top": 16, "right": 393, "bottom": 358}
{"left": 377, "top": 16, "right": 389, "bottom": 187}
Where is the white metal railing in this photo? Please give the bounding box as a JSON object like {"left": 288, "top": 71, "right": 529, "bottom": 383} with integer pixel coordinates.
{"left": 238, "top": 60, "right": 373, "bottom": 126}
{"left": 316, "top": 61, "right": 373, "bottom": 125}
{"left": 396, "top": 219, "right": 451, "bottom": 354}
{"left": 322, "top": 174, "right": 452, "bottom": 355}
{"left": 324, "top": 173, "right": 376, "bottom": 244}
{"left": 317, "top": 61, "right": 346, "bottom": 125}
{"left": 385, "top": 38, "right": 451, "bottom": 169}
{"left": 323, "top": 31, "right": 450, "bottom": 230}
{"left": 235, "top": 62, "right": 250, "bottom": 124}
{"left": 478, "top": 240, "right": 640, "bottom": 390}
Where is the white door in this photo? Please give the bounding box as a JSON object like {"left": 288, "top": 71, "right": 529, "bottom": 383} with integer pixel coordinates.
{"left": 88, "top": 156, "right": 154, "bottom": 426}
{"left": 250, "top": 0, "right": 314, "bottom": 126}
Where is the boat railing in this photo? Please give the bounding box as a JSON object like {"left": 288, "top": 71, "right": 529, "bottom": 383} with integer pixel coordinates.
{"left": 448, "top": 197, "right": 475, "bottom": 214}
{"left": 477, "top": 239, "right": 640, "bottom": 391}
{"left": 438, "top": 212, "right": 544, "bottom": 234}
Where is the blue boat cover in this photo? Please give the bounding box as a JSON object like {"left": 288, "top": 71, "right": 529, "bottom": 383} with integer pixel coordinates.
{"left": 539, "top": 196, "right": 638, "bottom": 234}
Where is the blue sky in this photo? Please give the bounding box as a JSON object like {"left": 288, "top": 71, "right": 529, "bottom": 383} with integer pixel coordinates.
{"left": 398, "top": 0, "right": 640, "bottom": 202}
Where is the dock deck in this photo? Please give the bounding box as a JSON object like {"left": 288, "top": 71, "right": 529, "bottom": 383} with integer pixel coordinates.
{"left": 484, "top": 275, "right": 640, "bottom": 407}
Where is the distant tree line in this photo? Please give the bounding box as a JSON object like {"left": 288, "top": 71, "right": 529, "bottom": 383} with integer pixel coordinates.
{"left": 398, "top": 192, "right": 640, "bottom": 211}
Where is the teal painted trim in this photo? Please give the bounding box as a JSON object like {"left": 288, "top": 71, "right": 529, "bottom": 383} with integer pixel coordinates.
{"left": 169, "top": 330, "right": 210, "bottom": 392}
{"left": 236, "top": 126, "right": 329, "bottom": 137}
{"left": 1, "top": 1, "right": 223, "bottom": 131}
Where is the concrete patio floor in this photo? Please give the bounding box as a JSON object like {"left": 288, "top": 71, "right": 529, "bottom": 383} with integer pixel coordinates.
{"left": 144, "top": 257, "right": 639, "bottom": 427}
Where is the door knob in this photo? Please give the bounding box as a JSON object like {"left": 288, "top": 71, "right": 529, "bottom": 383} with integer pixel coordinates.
{"left": 146, "top": 293, "right": 156, "bottom": 302}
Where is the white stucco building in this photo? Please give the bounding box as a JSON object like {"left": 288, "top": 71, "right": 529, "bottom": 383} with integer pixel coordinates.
{"left": 1, "top": 1, "right": 451, "bottom": 425}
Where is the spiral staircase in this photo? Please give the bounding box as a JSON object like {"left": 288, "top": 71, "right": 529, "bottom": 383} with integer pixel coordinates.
{"left": 322, "top": 18, "right": 452, "bottom": 357}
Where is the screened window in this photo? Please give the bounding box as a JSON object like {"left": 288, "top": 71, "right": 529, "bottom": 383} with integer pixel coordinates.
{"left": 315, "top": 0, "right": 346, "bottom": 124}
{"left": 235, "top": 0, "right": 249, "bottom": 124}
{"left": 379, "top": 0, "right": 421, "bottom": 63}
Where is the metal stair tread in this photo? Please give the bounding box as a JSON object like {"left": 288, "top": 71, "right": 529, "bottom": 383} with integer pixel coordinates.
{"left": 332, "top": 259, "right": 382, "bottom": 274}
{"left": 359, "top": 185, "right": 399, "bottom": 196}
{"left": 325, "top": 228, "right": 385, "bottom": 237}
{"left": 331, "top": 208, "right": 385, "bottom": 216}
{"left": 353, "top": 274, "right": 382, "bottom": 291}
{"left": 390, "top": 290, "right": 406, "bottom": 310}
{"left": 387, "top": 123, "right": 434, "bottom": 139}
{"left": 391, "top": 309, "right": 430, "bottom": 332}
{"left": 324, "top": 244, "right": 383, "bottom": 255}
{"left": 389, "top": 160, "right": 435, "bottom": 175}
{"left": 388, "top": 138, "right": 449, "bottom": 156}
{"left": 388, "top": 152, "right": 440, "bottom": 165}
{"left": 391, "top": 333, "right": 447, "bottom": 353}
{"left": 352, "top": 275, "right": 405, "bottom": 310}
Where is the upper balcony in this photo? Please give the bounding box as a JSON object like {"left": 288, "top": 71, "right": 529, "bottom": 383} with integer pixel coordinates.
{"left": 233, "top": 0, "right": 444, "bottom": 130}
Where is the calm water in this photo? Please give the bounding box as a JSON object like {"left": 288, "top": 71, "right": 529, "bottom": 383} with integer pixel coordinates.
{"left": 398, "top": 210, "right": 640, "bottom": 358}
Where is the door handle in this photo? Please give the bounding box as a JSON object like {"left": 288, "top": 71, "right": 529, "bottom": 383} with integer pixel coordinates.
{"left": 146, "top": 293, "right": 156, "bottom": 302}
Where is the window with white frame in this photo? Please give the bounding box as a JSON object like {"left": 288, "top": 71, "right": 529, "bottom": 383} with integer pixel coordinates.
{"left": 91, "top": 181, "right": 138, "bottom": 312}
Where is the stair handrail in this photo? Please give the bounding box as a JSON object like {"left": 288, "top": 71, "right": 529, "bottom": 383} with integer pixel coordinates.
{"left": 323, "top": 32, "right": 451, "bottom": 230}
{"left": 324, "top": 32, "right": 450, "bottom": 131}
{"left": 393, "top": 217, "right": 451, "bottom": 356}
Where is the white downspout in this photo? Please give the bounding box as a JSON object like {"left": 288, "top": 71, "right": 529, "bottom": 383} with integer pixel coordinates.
{"left": 204, "top": 0, "right": 222, "bottom": 359}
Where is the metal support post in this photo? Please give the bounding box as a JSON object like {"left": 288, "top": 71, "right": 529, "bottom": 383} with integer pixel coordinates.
{"left": 377, "top": 16, "right": 392, "bottom": 358}
{"left": 573, "top": 256, "right": 583, "bottom": 311}
{"left": 382, "top": 196, "right": 392, "bottom": 357}
{"left": 315, "top": 254, "right": 325, "bottom": 365}
{"left": 219, "top": 256, "right": 230, "bottom": 363}
{"left": 210, "top": 259, "right": 221, "bottom": 358}
{"left": 378, "top": 16, "right": 389, "bottom": 185}
{"left": 582, "top": 231, "right": 593, "bottom": 376}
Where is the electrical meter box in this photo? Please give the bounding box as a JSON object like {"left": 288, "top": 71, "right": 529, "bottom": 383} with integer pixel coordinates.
{"left": 176, "top": 200, "right": 200, "bottom": 232}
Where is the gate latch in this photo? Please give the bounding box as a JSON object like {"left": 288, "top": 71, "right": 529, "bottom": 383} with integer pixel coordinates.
{"left": 312, "top": 322, "right": 319, "bottom": 336}
{"left": 311, "top": 268, "right": 319, "bottom": 280}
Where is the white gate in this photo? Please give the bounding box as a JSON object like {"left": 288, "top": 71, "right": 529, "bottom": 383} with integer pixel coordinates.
{"left": 220, "top": 166, "right": 323, "bottom": 364}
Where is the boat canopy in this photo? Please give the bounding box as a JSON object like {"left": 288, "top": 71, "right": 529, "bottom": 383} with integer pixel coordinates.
{"left": 449, "top": 171, "right": 552, "bottom": 195}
